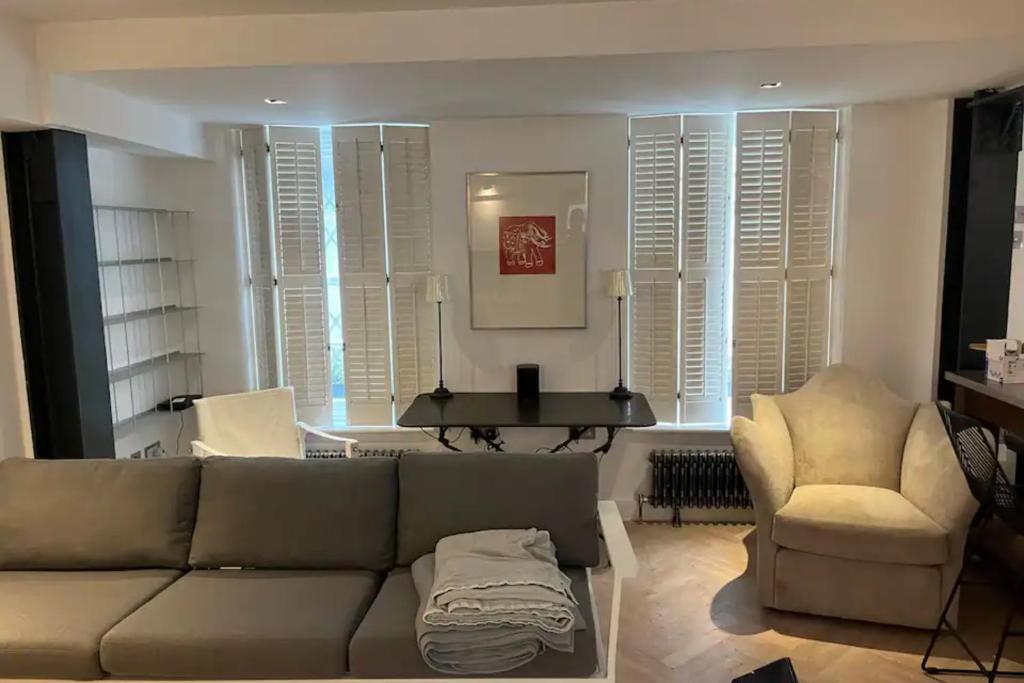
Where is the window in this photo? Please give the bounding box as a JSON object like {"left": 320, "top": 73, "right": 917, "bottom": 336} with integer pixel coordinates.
{"left": 239, "top": 124, "right": 434, "bottom": 427}
{"left": 628, "top": 110, "right": 838, "bottom": 425}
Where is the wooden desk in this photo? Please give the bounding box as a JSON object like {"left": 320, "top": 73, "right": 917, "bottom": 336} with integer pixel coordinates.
{"left": 397, "top": 391, "right": 657, "bottom": 454}
{"left": 945, "top": 370, "right": 1024, "bottom": 436}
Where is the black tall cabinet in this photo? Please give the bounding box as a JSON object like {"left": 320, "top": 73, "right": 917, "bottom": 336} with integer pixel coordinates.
{"left": 2, "top": 129, "right": 114, "bottom": 458}
{"left": 938, "top": 90, "right": 1023, "bottom": 401}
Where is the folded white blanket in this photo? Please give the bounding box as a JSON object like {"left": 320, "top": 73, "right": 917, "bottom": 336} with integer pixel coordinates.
{"left": 412, "top": 528, "right": 583, "bottom": 675}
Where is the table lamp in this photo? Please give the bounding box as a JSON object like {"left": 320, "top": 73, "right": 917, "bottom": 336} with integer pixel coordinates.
{"left": 425, "top": 273, "right": 453, "bottom": 400}
{"left": 607, "top": 269, "right": 633, "bottom": 400}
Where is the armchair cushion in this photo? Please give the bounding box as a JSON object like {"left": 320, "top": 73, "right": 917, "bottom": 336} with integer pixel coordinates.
{"left": 774, "top": 365, "right": 917, "bottom": 489}
{"left": 773, "top": 485, "right": 948, "bottom": 566}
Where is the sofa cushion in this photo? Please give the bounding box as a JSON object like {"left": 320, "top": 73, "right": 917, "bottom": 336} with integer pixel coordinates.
{"left": 773, "top": 364, "right": 917, "bottom": 489}
{"left": 0, "top": 569, "right": 180, "bottom": 679}
{"left": 189, "top": 456, "right": 397, "bottom": 570}
{"left": 348, "top": 566, "right": 597, "bottom": 678}
{"left": 0, "top": 457, "right": 200, "bottom": 569}
{"left": 101, "top": 569, "right": 381, "bottom": 679}
{"left": 773, "top": 485, "right": 948, "bottom": 566}
{"left": 397, "top": 452, "right": 598, "bottom": 567}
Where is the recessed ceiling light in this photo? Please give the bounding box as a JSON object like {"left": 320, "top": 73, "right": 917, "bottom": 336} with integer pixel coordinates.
{"left": 759, "top": 82, "right": 782, "bottom": 89}
{"left": 264, "top": 98, "right": 287, "bottom": 105}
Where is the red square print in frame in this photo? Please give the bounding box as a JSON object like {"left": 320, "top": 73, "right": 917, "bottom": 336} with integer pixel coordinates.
{"left": 498, "top": 216, "right": 557, "bottom": 275}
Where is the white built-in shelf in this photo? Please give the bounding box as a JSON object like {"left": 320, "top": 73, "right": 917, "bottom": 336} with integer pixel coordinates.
{"left": 103, "top": 305, "right": 200, "bottom": 325}
{"left": 97, "top": 257, "right": 195, "bottom": 267}
{"left": 94, "top": 203, "right": 203, "bottom": 438}
{"left": 108, "top": 351, "right": 203, "bottom": 384}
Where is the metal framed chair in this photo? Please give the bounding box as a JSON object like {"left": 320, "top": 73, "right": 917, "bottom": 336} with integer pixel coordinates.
{"left": 921, "top": 403, "right": 1024, "bottom": 680}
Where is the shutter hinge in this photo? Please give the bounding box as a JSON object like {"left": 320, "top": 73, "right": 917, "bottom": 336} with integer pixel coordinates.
{"left": 787, "top": 129, "right": 793, "bottom": 144}
{"left": 678, "top": 270, "right": 683, "bottom": 280}
{"left": 835, "top": 128, "right": 841, "bottom": 142}
{"left": 273, "top": 276, "right": 279, "bottom": 287}
{"left": 680, "top": 134, "right": 685, "bottom": 145}
{"left": 676, "top": 391, "right": 681, "bottom": 400}
{"left": 830, "top": 264, "right": 835, "bottom": 278}
{"left": 247, "top": 275, "right": 253, "bottom": 287}
{"left": 342, "top": 342, "right": 346, "bottom": 353}
{"left": 265, "top": 143, "right": 271, "bottom": 154}
{"left": 385, "top": 273, "right": 391, "bottom": 285}
{"left": 391, "top": 394, "right": 396, "bottom": 404}
{"left": 239, "top": 146, "right": 245, "bottom": 158}
{"left": 380, "top": 142, "right": 385, "bottom": 152}
{"left": 626, "top": 136, "right": 631, "bottom": 148}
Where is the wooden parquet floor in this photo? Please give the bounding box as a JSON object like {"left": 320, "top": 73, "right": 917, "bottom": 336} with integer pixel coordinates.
{"left": 593, "top": 523, "right": 1022, "bottom": 682}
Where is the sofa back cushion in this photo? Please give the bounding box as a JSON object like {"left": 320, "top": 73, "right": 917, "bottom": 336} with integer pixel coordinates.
{"left": 0, "top": 457, "right": 200, "bottom": 569}
{"left": 774, "top": 364, "right": 917, "bottom": 490}
{"left": 397, "top": 451, "right": 598, "bottom": 567}
{"left": 189, "top": 456, "right": 397, "bottom": 570}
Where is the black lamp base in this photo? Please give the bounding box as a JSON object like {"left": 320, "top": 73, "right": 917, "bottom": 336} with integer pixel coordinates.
{"left": 609, "top": 385, "right": 633, "bottom": 401}
{"left": 429, "top": 385, "right": 453, "bottom": 400}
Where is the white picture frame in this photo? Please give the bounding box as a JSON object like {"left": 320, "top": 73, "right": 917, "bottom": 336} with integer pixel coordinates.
{"left": 467, "top": 171, "right": 588, "bottom": 329}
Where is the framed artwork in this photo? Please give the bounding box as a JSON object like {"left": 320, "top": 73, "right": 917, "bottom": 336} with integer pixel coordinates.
{"left": 467, "top": 172, "right": 588, "bottom": 329}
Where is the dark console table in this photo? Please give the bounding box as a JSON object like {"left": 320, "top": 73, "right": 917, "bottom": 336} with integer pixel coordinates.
{"left": 397, "top": 392, "right": 657, "bottom": 454}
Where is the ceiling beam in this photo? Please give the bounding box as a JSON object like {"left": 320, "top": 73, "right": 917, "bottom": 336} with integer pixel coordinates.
{"left": 35, "top": 0, "right": 1024, "bottom": 73}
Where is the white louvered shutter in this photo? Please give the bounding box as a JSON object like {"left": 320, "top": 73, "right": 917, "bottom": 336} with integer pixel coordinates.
{"left": 733, "top": 111, "right": 789, "bottom": 409}
{"left": 629, "top": 116, "right": 680, "bottom": 422}
{"left": 269, "top": 126, "right": 330, "bottom": 423}
{"left": 384, "top": 126, "right": 435, "bottom": 415}
{"left": 333, "top": 126, "right": 393, "bottom": 425}
{"left": 785, "top": 111, "right": 837, "bottom": 391}
{"left": 240, "top": 126, "right": 279, "bottom": 390}
{"left": 680, "top": 114, "right": 732, "bottom": 424}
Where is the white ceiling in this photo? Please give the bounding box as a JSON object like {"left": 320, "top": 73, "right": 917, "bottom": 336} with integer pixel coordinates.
{"left": 80, "top": 39, "right": 1024, "bottom": 125}
{"left": 0, "top": 0, "right": 613, "bottom": 22}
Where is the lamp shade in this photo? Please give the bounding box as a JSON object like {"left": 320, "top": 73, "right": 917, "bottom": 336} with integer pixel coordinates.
{"left": 606, "top": 270, "right": 633, "bottom": 298}
{"left": 424, "top": 273, "right": 450, "bottom": 303}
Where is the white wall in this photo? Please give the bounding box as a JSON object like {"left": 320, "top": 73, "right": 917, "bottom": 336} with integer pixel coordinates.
{"left": 1008, "top": 152, "right": 1024, "bottom": 340}
{"left": 430, "top": 116, "right": 626, "bottom": 395}
{"left": 88, "top": 134, "right": 250, "bottom": 458}
{"left": 419, "top": 115, "right": 735, "bottom": 517}
{"left": 837, "top": 99, "right": 952, "bottom": 401}
{"left": 0, "top": 13, "right": 40, "bottom": 127}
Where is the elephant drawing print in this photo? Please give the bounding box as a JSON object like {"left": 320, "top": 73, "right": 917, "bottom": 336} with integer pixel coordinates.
{"left": 498, "top": 215, "right": 557, "bottom": 275}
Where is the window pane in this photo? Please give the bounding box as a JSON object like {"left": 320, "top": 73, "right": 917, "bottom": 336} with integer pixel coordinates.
{"left": 320, "top": 127, "right": 347, "bottom": 426}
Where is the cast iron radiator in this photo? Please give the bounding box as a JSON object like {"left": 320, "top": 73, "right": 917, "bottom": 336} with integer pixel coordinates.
{"left": 305, "top": 448, "right": 409, "bottom": 459}
{"left": 638, "top": 449, "right": 752, "bottom": 526}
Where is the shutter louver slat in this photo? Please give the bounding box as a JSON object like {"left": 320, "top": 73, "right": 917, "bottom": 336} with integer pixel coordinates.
{"left": 270, "top": 127, "right": 330, "bottom": 418}
{"left": 384, "top": 126, "right": 435, "bottom": 416}
{"left": 680, "top": 114, "right": 731, "bottom": 424}
{"left": 629, "top": 116, "right": 681, "bottom": 422}
{"left": 334, "top": 126, "right": 394, "bottom": 426}
{"left": 733, "top": 112, "right": 790, "bottom": 409}
{"left": 240, "top": 127, "right": 279, "bottom": 389}
{"left": 785, "top": 110, "right": 837, "bottom": 391}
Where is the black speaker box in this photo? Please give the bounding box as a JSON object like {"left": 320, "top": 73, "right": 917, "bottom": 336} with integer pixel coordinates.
{"left": 516, "top": 364, "right": 540, "bottom": 400}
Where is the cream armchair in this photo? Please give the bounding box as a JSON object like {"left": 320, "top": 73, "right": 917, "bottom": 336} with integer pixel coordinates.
{"left": 731, "top": 365, "right": 977, "bottom": 628}
{"left": 190, "top": 387, "right": 358, "bottom": 458}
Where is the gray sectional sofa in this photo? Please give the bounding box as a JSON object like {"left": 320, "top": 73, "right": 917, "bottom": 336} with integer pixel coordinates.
{"left": 0, "top": 451, "right": 602, "bottom": 680}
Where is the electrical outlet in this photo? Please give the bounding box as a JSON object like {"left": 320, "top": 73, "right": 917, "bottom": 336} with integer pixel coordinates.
{"left": 144, "top": 442, "right": 163, "bottom": 459}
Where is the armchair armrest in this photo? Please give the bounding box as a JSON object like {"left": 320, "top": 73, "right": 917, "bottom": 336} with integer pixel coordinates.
{"left": 731, "top": 395, "right": 796, "bottom": 515}
{"left": 190, "top": 440, "right": 226, "bottom": 458}
{"left": 297, "top": 422, "right": 358, "bottom": 458}
{"left": 901, "top": 404, "right": 978, "bottom": 534}
{"left": 598, "top": 500, "right": 637, "bottom": 579}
